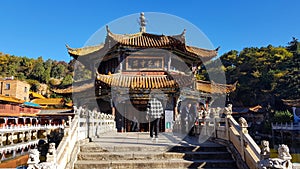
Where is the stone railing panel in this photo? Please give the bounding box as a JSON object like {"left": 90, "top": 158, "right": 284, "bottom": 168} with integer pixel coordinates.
{"left": 27, "top": 106, "right": 117, "bottom": 169}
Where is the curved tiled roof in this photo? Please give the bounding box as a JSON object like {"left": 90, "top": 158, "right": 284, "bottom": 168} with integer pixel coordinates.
{"left": 67, "top": 27, "right": 218, "bottom": 61}
{"left": 51, "top": 83, "right": 94, "bottom": 94}
{"left": 31, "top": 98, "right": 64, "bottom": 105}
{"left": 282, "top": 99, "right": 300, "bottom": 107}
{"left": 52, "top": 76, "right": 236, "bottom": 94}
{"left": 96, "top": 73, "right": 193, "bottom": 89}
{"left": 0, "top": 95, "right": 25, "bottom": 104}
{"left": 66, "top": 44, "right": 104, "bottom": 57}
{"left": 29, "top": 92, "right": 45, "bottom": 99}
{"left": 196, "top": 80, "right": 237, "bottom": 94}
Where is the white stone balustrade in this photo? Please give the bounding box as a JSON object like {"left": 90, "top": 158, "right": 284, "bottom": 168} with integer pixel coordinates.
{"left": 202, "top": 104, "right": 300, "bottom": 169}
{"left": 0, "top": 123, "right": 63, "bottom": 163}
{"left": 28, "top": 104, "right": 300, "bottom": 169}
{"left": 27, "top": 106, "right": 117, "bottom": 169}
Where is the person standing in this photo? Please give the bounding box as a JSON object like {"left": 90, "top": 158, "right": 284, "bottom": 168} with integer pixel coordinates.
{"left": 131, "top": 115, "right": 139, "bottom": 132}
{"left": 146, "top": 96, "right": 164, "bottom": 143}
{"left": 180, "top": 102, "right": 191, "bottom": 134}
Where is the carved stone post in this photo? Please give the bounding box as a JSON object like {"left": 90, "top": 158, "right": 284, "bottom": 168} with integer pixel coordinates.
{"left": 21, "top": 132, "right": 25, "bottom": 143}
{"left": 28, "top": 131, "right": 32, "bottom": 141}
{"left": 212, "top": 108, "right": 218, "bottom": 138}
{"left": 68, "top": 116, "right": 72, "bottom": 128}
{"left": 86, "top": 110, "right": 90, "bottom": 141}
{"left": 10, "top": 132, "right": 14, "bottom": 145}
{"left": 260, "top": 140, "right": 270, "bottom": 160}
{"left": 224, "top": 104, "right": 232, "bottom": 141}
{"left": 46, "top": 143, "right": 56, "bottom": 163}
{"left": 1, "top": 152, "right": 5, "bottom": 161}
{"left": 12, "top": 148, "right": 16, "bottom": 158}
{"left": 0, "top": 133, "right": 3, "bottom": 146}
{"left": 27, "top": 149, "right": 40, "bottom": 169}
{"left": 239, "top": 117, "right": 248, "bottom": 161}
{"left": 92, "top": 111, "right": 95, "bottom": 138}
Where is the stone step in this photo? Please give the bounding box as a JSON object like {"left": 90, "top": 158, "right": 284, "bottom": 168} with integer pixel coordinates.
{"left": 80, "top": 144, "right": 228, "bottom": 153}
{"left": 74, "top": 159, "right": 238, "bottom": 169}
{"left": 80, "top": 145, "right": 169, "bottom": 153}
{"left": 168, "top": 145, "right": 228, "bottom": 153}
{"left": 77, "top": 151, "right": 233, "bottom": 161}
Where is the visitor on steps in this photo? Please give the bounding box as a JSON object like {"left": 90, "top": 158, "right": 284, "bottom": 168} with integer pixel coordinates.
{"left": 146, "top": 95, "right": 164, "bottom": 143}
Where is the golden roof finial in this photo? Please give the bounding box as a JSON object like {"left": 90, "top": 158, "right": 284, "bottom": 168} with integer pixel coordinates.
{"left": 139, "top": 12, "right": 146, "bottom": 33}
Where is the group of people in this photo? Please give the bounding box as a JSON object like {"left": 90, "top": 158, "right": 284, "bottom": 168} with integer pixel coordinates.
{"left": 179, "top": 101, "right": 207, "bottom": 135}
{"left": 131, "top": 94, "right": 208, "bottom": 143}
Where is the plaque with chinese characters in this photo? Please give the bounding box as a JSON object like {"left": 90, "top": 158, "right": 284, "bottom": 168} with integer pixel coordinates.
{"left": 126, "top": 56, "right": 164, "bottom": 70}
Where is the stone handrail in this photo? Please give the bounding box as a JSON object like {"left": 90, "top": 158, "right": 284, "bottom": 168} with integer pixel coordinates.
{"left": 0, "top": 124, "right": 64, "bottom": 133}
{"left": 228, "top": 116, "right": 260, "bottom": 168}
{"left": 0, "top": 124, "right": 63, "bottom": 163}
{"left": 212, "top": 105, "right": 261, "bottom": 168}
{"left": 55, "top": 114, "right": 79, "bottom": 169}
{"left": 27, "top": 106, "right": 117, "bottom": 169}
{"left": 211, "top": 104, "right": 299, "bottom": 169}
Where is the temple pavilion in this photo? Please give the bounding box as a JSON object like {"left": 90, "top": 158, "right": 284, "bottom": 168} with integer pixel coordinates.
{"left": 62, "top": 13, "right": 236, "bottom": 132}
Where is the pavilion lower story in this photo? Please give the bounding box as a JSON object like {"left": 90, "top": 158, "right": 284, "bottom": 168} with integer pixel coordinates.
{"left": 114, "top": 99, "right": 166, "bottom": 132}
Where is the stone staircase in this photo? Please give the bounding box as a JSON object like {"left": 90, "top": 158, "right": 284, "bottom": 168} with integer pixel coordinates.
{"left": 74, "top": 133, "right": 238, "bottom": 169}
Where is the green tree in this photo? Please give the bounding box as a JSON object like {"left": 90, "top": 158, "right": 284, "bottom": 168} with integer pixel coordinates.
{"left": 60, "top": 74, "right": 73, "bottom": 86}
{"left": 43, "top": 59, "right": 53, "bottom": 84}
{"left": 30, "top": 57, "right": 45, "bottom": 82}
{"left": 51, "top": 63, "right": 66, "bottom": 79}
{"left": 202, "top": 44, "right": 295, "bottom": 107}
{"left": 272, "top": 110, "right": 293, "bottom": 123}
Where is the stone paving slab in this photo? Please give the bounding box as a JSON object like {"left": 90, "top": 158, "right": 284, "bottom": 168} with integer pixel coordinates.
{"left": 91, "top": 132, "right": 219, "bottom": 148}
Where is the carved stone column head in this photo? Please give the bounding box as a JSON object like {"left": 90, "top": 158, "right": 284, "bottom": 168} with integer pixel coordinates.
{"left": 223, "top": 104, "right": 232, "bottom": 118}
{"left": 278, "top": 144, "right": 292, "bottom": 160}
{"left": 239, "top": 117, "right": 248, "bottom": 134}
{"left": 260, "top": 140, "right": 270, "bottom": 160}
{"left": 27, "top": 149, "right": 40, "bottom": 164}
{"left": 68, "top": 116, "right": 72, "bottom": 124}
{"left": 46, "top": 143, "right": 57, "bottom": 162}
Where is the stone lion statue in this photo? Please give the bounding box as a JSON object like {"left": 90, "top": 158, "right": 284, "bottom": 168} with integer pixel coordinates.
{"left": 28, "top": 149, "right": 40, "bottom": 163}
{"left": 259, "top": 144, "right": 293, "bottom": 169}
{"left": 223, "top": 104, "right": 232, "bottom": 116}
{"left": 238, "top": 117, "right": 248, "bottom": 127}
{"left": 260, "top": 140, "right": 270, "bottom": 160}
{"left": 278, "top": 144, "right": 292, "bottom": 160}
{"left": 27, "top": 149, "right": 40, "bottom": 169}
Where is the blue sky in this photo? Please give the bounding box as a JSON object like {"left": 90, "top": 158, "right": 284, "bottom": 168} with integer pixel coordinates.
{"left": 0, "top": 0, "right": 299, "bottom": 62}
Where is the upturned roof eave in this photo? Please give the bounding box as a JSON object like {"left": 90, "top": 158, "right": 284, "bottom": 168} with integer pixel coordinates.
{"left": 66, "top": 28, "right": 218, "bottom": 62}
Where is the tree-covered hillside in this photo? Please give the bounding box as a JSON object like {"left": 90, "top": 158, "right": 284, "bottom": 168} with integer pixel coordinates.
{"left": 0, "top": 53, "right": 75, "bottom": 96}
{"left": 198, "top": 38, "right": 299, "bottom": 108}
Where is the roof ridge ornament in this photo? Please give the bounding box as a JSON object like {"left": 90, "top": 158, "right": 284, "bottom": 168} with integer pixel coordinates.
{"left": 106, "top": 25, "right": 111, "bottom": 34}
{"left": 139, "top": 12, "right": 146, "bottom": 33}
{"left": 181, "top": 29, "right": 186, "bottom": 37}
